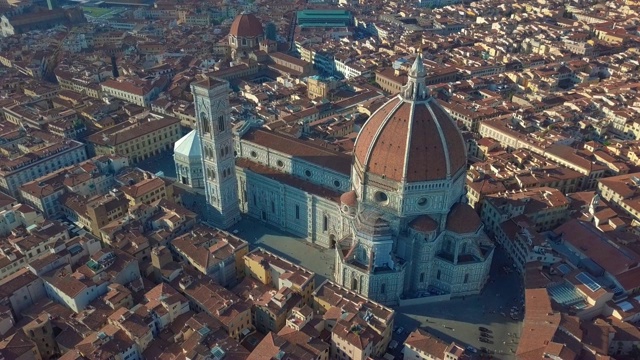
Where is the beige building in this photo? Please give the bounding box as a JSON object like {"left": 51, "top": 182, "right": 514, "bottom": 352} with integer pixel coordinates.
{"left": 100, "top": 76, "right": 168, "bottom": 108}
{"left": 23, "top": 313, "right": 58, "bottom": 359}
{"left": 241, "top": 248, "right": 315, "bottom": 334}
{"left": 86, "top": 112, "right": 181, "bottom": 164}
{"left": 481, "top": 187, "right": 570, "bottom": 235}
{"left": 598, "top": 173, "right": 640, "bottom": 223}
{"left": 404, "top": 328, "right": 470, "bottom": 360}
{"left": 60, "top": 190, "right": 129, "bottom": 237}
{"left": 121, "top": 177, "right": 167, "bottom": 206}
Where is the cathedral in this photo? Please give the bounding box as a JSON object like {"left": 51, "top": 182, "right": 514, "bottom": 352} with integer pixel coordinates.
{"left": 334, "top": 56, "right": 494, "bottom": 304}
{"left": 177, "top": 54, "right": 494, "bottom": 305}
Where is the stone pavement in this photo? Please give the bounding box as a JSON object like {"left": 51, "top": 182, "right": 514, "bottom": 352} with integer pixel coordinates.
{"left": 230, "top": 218, "right": 336, "bottom": 285}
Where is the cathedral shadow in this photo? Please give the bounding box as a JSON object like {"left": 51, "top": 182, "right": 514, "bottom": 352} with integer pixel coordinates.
{"left": 397, "top": 290, "right": 518, "bottom": 327}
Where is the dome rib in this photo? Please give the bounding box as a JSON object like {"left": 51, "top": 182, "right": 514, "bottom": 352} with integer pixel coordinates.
{"left": 401, "top": 102, "right": 416, "bottom": 181}
{"left": 356, "top": 99, "right": 402, "bottom": 170}
{"left": 425, "top": 100, "right": 452, "bottom": 178}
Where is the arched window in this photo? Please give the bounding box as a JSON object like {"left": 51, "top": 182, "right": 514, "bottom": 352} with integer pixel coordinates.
{"left": 217, "top": 115, "right": 225, "bottom": 132}
{"left": 200, "top": 112, "right": 210, "bottom": 134}
{"left": 444, "top": 239, "right": 453, "bottom": 253}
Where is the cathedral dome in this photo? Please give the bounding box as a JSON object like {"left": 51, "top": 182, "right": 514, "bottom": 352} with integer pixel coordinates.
{"left": 353, "top": 55, "right": 467, "bottom": 183}
{"left": 230, "top": 13, "right": 263, "bottom": 38}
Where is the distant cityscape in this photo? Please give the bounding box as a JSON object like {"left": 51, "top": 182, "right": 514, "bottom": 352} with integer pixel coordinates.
{"left": 0, "top": 0, "right": 640, "bottom": 360}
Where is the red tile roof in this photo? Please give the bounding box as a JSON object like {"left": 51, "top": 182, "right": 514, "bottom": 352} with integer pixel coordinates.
{"left": 230, "top": 13, "right": 263, "bottom": 38}
{"left": 354, "top": 96, "right": 466, "bottom": 182}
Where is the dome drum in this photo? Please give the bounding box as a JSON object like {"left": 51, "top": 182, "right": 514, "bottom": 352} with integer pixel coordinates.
{"left": 352, "top": 54, "right": 468, "bottom": 218}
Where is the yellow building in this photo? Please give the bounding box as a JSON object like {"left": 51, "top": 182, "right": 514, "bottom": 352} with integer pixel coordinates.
{"left": 86, "top": 113, "right": 181, "bottom": 164}
{"left": 243, "top": 248, "right": 315, "bottom": 305}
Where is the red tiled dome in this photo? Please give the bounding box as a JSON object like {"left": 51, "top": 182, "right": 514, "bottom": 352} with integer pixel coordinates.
{"left": 446, "top": 203, "right": 482, "bottom": 234}
{"left": 230, "top": 13, "right": 263, "bottom": 38}
{"left": 409, "top": 214, "right": 439, "bottom": 233}
{"left": 340, "top": 190, "right": 357, "bottom": 207}
{"left": 354, "top": 55, "right": 466, "bottom": 183}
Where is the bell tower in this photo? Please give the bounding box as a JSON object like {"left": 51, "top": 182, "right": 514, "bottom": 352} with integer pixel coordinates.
{"left": 191, "top": 76, "right": 240, "bottom": 229}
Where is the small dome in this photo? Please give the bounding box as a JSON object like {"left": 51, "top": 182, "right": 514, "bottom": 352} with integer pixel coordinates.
{"left": 174, "top": 130, "right": 201, "bottom": 158}
{"left": 230, "top": 13, "right": 263, "bottom": 38}
{"left": 409, "top": 215, "right": 439, "bottom": 233}
{"left": 340, "top": 190, "right": 357, "bottom": 207}
{"left": 353, "top": 55, "right": 467, "bottom": 183}
{"left": 446, "top": 203, "right": 482, "bottom": 234}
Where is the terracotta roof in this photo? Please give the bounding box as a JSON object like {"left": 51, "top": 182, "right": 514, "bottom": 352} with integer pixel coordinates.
{"left": 554, "top": 219, "right": 640, "bottom": 276}
{"left": 405, "top": 328, "right": 448, "bottom": 356}
{"left": 340, "top": 190, "right": 357, "bottom": 207}
{"left": 354, "top": 96, "right": 466, "bottom": 182}
{"left": 242, "top": 128, "right": 351, "bottom": 174}
{"left": 409, "top": 214, "right": 439, "bottom": 233}
{"left": 230, "top": 13, "right": 263, "bottom": 38}
{"left": 446, "top": 203, "right": 481, "bottom": 233}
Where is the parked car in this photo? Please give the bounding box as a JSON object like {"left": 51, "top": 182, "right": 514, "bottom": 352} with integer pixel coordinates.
{"left": 389, "top": 340, "right": 398, "bottom": 350}
{"left": 396, "top": 327, "right": 404, "bottom": 335}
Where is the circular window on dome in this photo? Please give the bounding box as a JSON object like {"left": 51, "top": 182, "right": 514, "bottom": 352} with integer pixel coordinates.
{"left": 305, "top": 170, "right": 312, "bottom": 177}
{"left": 276, "top": 160, "right": 284, "bottom": 168}
{"left": 333, "top": 180, "right": 341, "bottom": 188}
{"left": 374, "top": 191, "right": 389, "bottom": 204}
{"left": 250, "top": 151, "right": 257, "bottom": 158}
{"left": 417, "top": 197, "right": 428, "bottom": 207}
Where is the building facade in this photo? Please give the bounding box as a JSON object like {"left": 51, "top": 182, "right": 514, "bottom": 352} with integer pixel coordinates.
{"left": 0, "top": 140, "right": 87, "bottom": 197}
{"left": 86, "top": 113, "right": 181, "bottom": 164}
